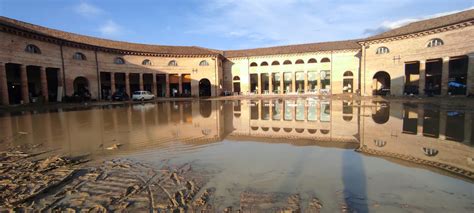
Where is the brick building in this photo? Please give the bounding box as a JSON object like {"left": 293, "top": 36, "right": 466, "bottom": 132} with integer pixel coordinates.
{"left": 1, "top": 9, "right": 474, "bottom": 105}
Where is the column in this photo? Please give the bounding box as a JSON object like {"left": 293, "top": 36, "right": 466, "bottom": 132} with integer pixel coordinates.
{"left": 304, "top": 71, "right": 308, "bottom": 93}
{"left": 419, "top": 61, "right": 426, "bottom": 95}
{"left": 467, "top": 54, "right": 474, "bottom": 95}
{"left": 257, "top": 73, "right": 262, "bottom": 94}
{"left": 441, "top": 57, "right": 450, "bottom": 95}
{"left": 139, "top": 73, "right": 144, "bottom": 91}
{"left": 125, "top": 73, "right": 130, "bottom": 95}
{"left": 417, "top": 106, "right": 424, "bottom": 136}
{"left": 439, "top": 110, "right": 447, "bottom": 140}
{"left": 291, "top": 72, "right": 296, "bottom": 93}
{"left": 110, "top": 72, "right": 116, "bottom": 94}
{"left": 40, "top": 66, "right": 48, "bottom": 102}
{"left": 20, "top": 65, "right": 29, "bottom": 104}
{"left": 165, "top": 74, "right": 170, "bottom": 98}
{"left": 178, "top": 74, "right": 183, "bottom": 94}
{"left": 0, "top": 62, "right": 9, "bottom": 105}
{"left": 464, "top": 112, "right": 472, "bottom": 144}
{"left": 280, "top": 72, "right": 284, "bottom": 94}
{"left": 152, "top": 74, "right": 157, "bottom": 96}
{"left": 268, "top": 73, "right": 273, "bottom": 94}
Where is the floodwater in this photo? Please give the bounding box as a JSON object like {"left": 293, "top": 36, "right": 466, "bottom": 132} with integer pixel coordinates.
{"left": 0, "top": 99, "right": 473, "bottom": 212}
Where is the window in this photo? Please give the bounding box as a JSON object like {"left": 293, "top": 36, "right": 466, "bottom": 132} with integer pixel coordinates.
{"left": 199, "top": 60, "right": 209, "bottom": 66}
{"left": 73, "top": 52, "right": 86, "bottom": 60}
{"left": 295, "top": 59, "right": 304, "bottom": 64}
{"left": 283, "top": 60, "right": 292, "bottom": 65}
{"left": 427, "top": 38, "right": 444, "bottom": 48}
{"left": 250, "top": 62, "right": 258, "bottom": 67}
{"left": 343, "top": 71, "right": 353, "bottom": 77}
{"left": 233, "top": 76, "right": 240, "bottom": 81}
{"left": 271, "top": 61, "right": 280, "bottom": 65}
{"left": 25, "top": 44, "right": 41, "bottom": 54}
{"left": 260, "top": 61, "right": 268, "bottom": 66}
{"left": 114, "top": 57, "right": 125, "bottom": 64}
{"left": 142, "top": 59, "right": 152, "bottom": 65}
{"left": 321, "top": 58, "right": 330, "bottom": 63}
{"left": 308, "top": 58, "right": 317, "bottom": 63}
{"left": 376, "top": 46, "right": 390, "bottom": 54}
{"left": 168, "top": 60, "right": 177, "bottom": 66}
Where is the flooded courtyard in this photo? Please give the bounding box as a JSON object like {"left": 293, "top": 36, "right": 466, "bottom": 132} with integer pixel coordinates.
{"left": 0, "top": 98, "right": 473, "bottom": 212}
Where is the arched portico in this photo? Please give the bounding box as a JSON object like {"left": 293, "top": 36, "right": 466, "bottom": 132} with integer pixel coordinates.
{"left": 373, "top": 71, "right": 391, "bottom": 96}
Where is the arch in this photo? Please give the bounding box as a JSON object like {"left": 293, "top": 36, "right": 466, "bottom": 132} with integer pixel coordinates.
{"left": 168, "top": 60, "right": 178, "bottom": 66}
{"left": 261, "top": 127, "right": 269, "bottom": 131}
{"left": 114, "top": 57, "right": 125, "bottom": 64}
{"left": 199, "top": 60, "right": 209, "bottom": 66}
{"left": 260, "top": 61, "right": 269, "bottom": 66}
{"left": 283, "top": 128, "right": 292, "bottom": 133}
{"left": 295, "top": 59, "right": 304, "bottom": 64}
{"left": 251, "top": 126, "right": 259, "bottom": 131}
{"left": 371, "top": 101, "right": 390, "bottom": 124}
{"left": 271, "top": 61, "right": 280, "bottom": 66}
{"left": 422, "top": 147, "right": 439, "bottom": 157}
{"left": 374, "top": 139, "right": 387, "bottom": 147}
{"left": 343, "top": 116, "right": 353, "bottom": 121}
{"left": 73, "top": 76, "right": 89, "bottom": 95}
{"left": 307, "top": 58, "right": 317, "bottom": 63}
{"left": 199, "top": 78, "right": 211, "bottom": 97}
{"left": 307, "top": 129, "right": 317, "bottom": 134}
{"left": 320, "top": 58, "right": 330, "bottom": 63}
{"left": 283, "top": 60, "right": 292, "bottom": 65}
{"left": 25, "top": 44, "right": 41, "bottom": 54}
{"left": 199, "top": 101, "right": 212, "bottom": 118}
{"left": 295, "top": 128, "right": 304, "bottom": 133}
{"left": 427, "top": 38, "right": 444, "bottom": 48}
{"left": 234, "top": 112, "right": 241, "bottom": 118}
{"left": 272, "top": 127, "right": 280, "bottom": 132}
{"left": 73, "top": 52, "right": 87, "bottom": 60}
{"left": 250, "top": 62, "right": 258, "bottom": 67}
{"left": 320, "top": 129, "right": 330, "bottom": 134}
{"left": 373, "top": 71, "right": 391, "bottom": 95}
{"left": 142, "top": 59, "right": 152, "bottom": 65}
{"left": 376, "top": 46, "right": 390, "bottom": 54}
{"left": 343, "top": 71, "right": 353, "bottom": 77}
{"left": 233, "top": 76, "right": 240, "bottom": 81}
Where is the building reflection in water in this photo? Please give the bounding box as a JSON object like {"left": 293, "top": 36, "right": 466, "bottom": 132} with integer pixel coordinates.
{"left": 0, "top": 99, "right": 472, "bottom": 178}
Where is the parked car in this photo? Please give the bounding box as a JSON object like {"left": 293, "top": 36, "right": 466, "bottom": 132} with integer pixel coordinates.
{"left": 112, "top": 91, "right": 129, "bottom": 101}
{"left": 132, "top": 91, "right": 155, "bottom": 101}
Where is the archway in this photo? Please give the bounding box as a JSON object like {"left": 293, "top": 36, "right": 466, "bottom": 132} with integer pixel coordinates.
{"left": 373, "top": 71, "right": 391, "bottom": 95}
{"left": 199, "top": 78, "right": 211, "bottom": 97}
{"left": 233, "top": 76, "right": 241, "bottom": 94}
{"left": 73, "top": 76, "right": 90, "bottom": 96}
{"left": 371, "top": 101, "right": 390, "bottom": 124}
{"left": 343, "top": 71, "right": 354, "bottom": 93}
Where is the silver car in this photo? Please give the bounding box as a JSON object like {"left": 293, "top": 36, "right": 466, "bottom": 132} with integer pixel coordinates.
{"left": 132, "top": 91, "right": 155, "bottom": 101}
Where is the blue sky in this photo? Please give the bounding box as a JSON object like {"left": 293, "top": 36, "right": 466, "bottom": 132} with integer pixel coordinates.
{"left": 1, "top": 0, "right": 473, "bottom": 50}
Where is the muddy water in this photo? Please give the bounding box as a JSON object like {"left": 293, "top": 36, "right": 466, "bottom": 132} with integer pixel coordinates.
{"left": 0, "top": 99, "right": 473, "bottom": 212}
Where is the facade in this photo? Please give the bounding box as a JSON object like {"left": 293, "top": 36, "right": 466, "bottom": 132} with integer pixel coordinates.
{"left": 1, "top": 9, "right": 474, "bottom": 105}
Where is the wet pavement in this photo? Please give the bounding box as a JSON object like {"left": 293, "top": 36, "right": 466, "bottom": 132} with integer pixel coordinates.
{"left": 0, "top": 98, "right": 473, "bottom": 212}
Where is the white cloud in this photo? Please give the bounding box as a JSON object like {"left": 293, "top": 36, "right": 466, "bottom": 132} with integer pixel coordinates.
{"left": 365, "top": 6, "right": 474, "bottom": 35}
{"left": 74, "top": 2, "right": 103, "bottom": 17}
{"left": 99, "top": 20, "right": 122, "bottom": 37}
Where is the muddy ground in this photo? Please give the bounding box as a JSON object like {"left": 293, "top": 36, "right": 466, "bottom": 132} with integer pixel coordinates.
{"left": 0, "top": 147, "right": 326, "bottom": 212}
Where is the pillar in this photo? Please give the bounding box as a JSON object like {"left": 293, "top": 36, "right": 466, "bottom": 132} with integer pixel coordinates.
{"left": 304, "top": 71, "right": 308, "bottom": 93}
{"left": 125, "top": 73, "right": 130, "bottom": 95}
{"left": 441, "top": 57, "right": 450, "bottom": 95}
{"left": 139, "top": 73, "right": 144, "bottom": 91}
{"left": 268, "top": 73, "right": 273, "bottom": 94}
{"left": 110, "top": 72, "right": 116, "bottom": 94}
{"left": 257, "top": 73, "right": 262, "bottom": 94}
{"left": 20, "top": 65, "right": 29, "bottom": 104}
{"left": 152, "top": 74, "right": 157, "bottom": 96}
{"left": 291, "top": 72, "right": 296, "bottom": 93}
{"left": 467, "top": 54, "right": 474, "bottom": 95}
{"left": 40, "top": 66, "right": 48, "bottom": 102}
{"left": 417, "top": 106, "right": 424, "bottom": 136}
{"left": 0, "top": 62, "right": 9, "bottom": 105}
{"left": 178, "top": 74, "right": 183, "bottom": 94}
{"left": 464, "top": 112, "right": 472, "bottom": 144}
{"left": 419, "top": 61, "right": 426, "bottom": 95}
{"left": 439, "top": 110, "right": 447, "bottom": 140}
{"left": 165, "top": 74, "right": 170, "bottom": 98}
{"left": 280, "top": 72, "right": 284, "bottom": 94}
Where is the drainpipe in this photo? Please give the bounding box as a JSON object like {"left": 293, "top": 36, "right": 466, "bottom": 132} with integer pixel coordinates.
{"left": 95, "top": 50, "right": 101, "bottom": 100}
